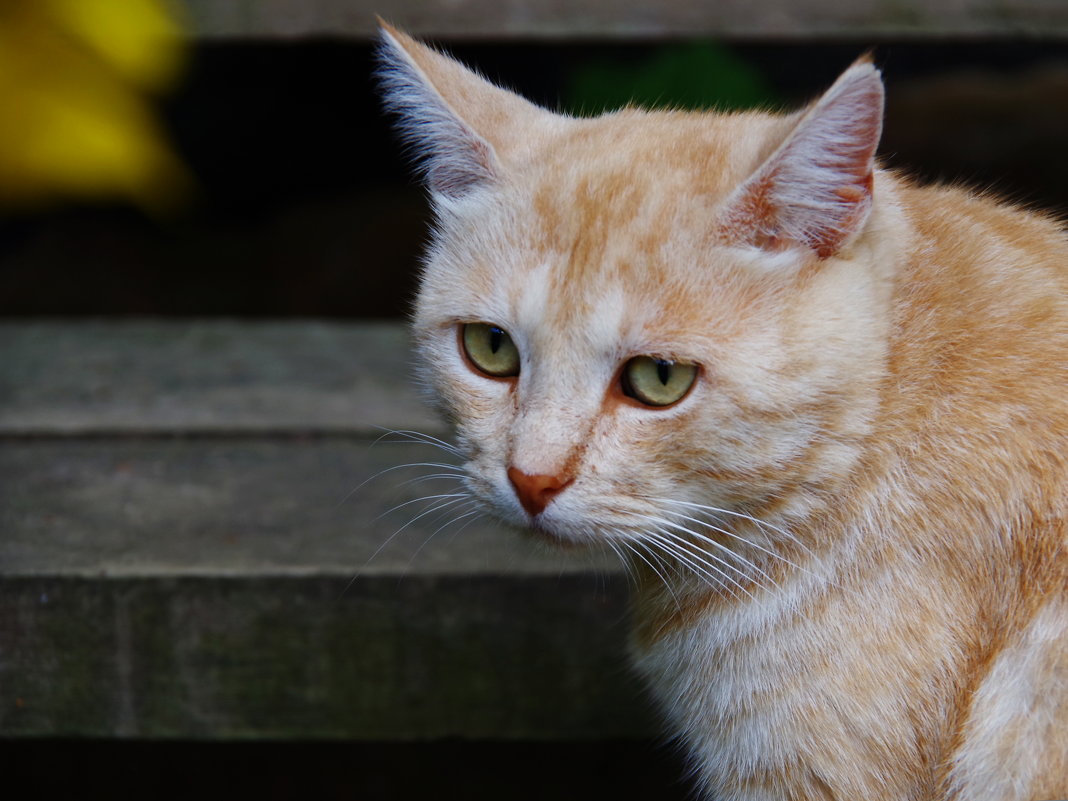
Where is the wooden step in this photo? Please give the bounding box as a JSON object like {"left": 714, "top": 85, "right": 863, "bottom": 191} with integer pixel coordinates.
{"left": 182, "top": 0, "right": 1068, "bottom": 40}
{"left": 0, "top": 321, "right": 647, "bottom": 739}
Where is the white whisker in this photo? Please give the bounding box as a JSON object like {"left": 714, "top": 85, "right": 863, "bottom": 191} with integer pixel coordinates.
{"left": 440, "top": 508, "right": 484, "bottom": 544}
{"left": 421, "top": 497, "right": 479, "bottom": 530}
{"left": 374, "top": 491, "right": 469, "bottom": 522}
{"left": 618, "top": 537, "right": 683, "bottom": 610}
{"left": 405, "top": 501, "right": 481, "bottom": 568}
{"left": 340, "top": 428, "right": 481, "bottom": 601}
{"left": 648, "top": 498, "right": 824, "bottom": 587}
{"left": 633, "top": 513, "right": 774, "bottom": 591}
{"left": 665, "top": 498, "right": 813, "bottom": 555}
{"left": 643, "top": 530, "right": 739, "bottom": 601}
{"left": 338, "top": 460, "right": 464, "bottom": 507}
{"left": 364, "top": 494, "right": 469, "bottom": 570}
{"left": 397, "top": 470, "right": 467, "bottom": 488}
{"left": 601, "top": 537, "right": 630, "bottom": 579}
{"left": 674, "top": 510, "right": 809, "bottom": 577}
{"left": 640, "top": 527, "right": 754, "bottom": 601}
{"left": 371, "top": 426, "right": 463, "bottom": 456}
{"left": 641, "top": 512, "right": 782, "bottom": 590}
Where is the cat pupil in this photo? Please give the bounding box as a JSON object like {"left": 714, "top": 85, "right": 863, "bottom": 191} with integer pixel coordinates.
{"left": 656, "top": 359, "right": 671, "bottom": 385}
{"left": 489, "top": 326, "right": 503, "bottom": 353}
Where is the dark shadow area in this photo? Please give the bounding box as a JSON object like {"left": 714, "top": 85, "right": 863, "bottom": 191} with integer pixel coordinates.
{"left": 3, "top": 738, "right": 694, "bottom": 801}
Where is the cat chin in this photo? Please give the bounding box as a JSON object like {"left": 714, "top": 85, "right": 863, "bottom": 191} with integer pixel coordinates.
{"left": 505, "top": 512, "right": 600, "bottom": 550}
{"left": 518, "top": 523, "right": 582, "bottom": 549}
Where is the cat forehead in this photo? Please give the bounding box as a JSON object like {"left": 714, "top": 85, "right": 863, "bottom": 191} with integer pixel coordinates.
{"left": 487, "top": 261, "right": 715, "bottom": 363}
{"left": 424, "top": 189, "right": 773, "bottom": 361}
{"left": 426, "top": 112, "right": 795, "bottom": 317}
{"left": 431, "top": 109, "right": 798, "bottom": 290}
{"left": 522, "top": 109, "right": 793, "bottom": 204}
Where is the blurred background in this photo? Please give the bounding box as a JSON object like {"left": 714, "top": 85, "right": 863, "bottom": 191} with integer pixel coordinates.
{"left": 2, "top": 1, "right": 1067, "bottom": 799}
{"left": 2, "top": 2, "right": 1067, "bottom": 320}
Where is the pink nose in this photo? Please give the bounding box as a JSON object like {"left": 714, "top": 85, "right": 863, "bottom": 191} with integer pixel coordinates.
{"left": 507, "top": 467, "right": 572, "bottom": 517}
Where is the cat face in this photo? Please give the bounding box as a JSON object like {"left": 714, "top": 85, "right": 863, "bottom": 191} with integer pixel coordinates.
{"left": 380, "top": 25, "right": 896, "bottom": 569}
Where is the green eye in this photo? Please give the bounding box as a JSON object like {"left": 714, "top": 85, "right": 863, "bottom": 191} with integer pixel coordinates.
{"left": 621, "top": 356, "right": 698, "bottom": 407}
{"left": 461, "top": 323, "right": 520, "bottom": 377}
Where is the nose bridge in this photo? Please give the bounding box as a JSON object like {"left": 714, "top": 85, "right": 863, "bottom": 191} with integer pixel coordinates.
{"left": 507, "top": 286, "right": 624, "bottom": 477}
{"left": 508, "top": 368, "right": 594, "bottom": 478}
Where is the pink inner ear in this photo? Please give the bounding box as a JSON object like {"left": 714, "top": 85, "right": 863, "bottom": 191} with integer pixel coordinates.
{"left": 818, "top": 172, "right": 875, "bottom": 258}
{"left": 722, "top": 61, "right": 884, "bottom": 260}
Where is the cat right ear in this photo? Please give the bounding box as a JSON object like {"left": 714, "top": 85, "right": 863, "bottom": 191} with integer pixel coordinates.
{"left": 376, "top": 21, "right": 543, "bottom": 200}
{"left": 720, "top": 57, "right": 884, "bottom": 259}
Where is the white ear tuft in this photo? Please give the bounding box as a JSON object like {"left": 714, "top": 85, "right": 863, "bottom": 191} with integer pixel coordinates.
{"left": 376, "top": 24, "right": 497, "bottom": 198}
{"left": 722, "top": 58, "right": 884, "bottom": 259}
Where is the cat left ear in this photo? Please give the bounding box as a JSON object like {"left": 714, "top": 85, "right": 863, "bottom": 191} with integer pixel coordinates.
{"left": 722, "top": 56, "right": 884, "bottom": 259}
{"left": 376, "top": 21, "right": 546, "bottom": 200}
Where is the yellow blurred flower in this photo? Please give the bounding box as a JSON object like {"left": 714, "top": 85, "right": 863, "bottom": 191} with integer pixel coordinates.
{"left": 0, "top": 0, "right": 189, "bottom": 211}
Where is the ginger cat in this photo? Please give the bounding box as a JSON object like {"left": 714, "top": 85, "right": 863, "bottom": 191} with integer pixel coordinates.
{"left": 377, "top": 23, "right": 1068, "bottom": 800}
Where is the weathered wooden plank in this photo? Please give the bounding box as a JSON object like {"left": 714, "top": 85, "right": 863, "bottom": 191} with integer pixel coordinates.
{"left": 0, "top": 573, "right": 647, "bottom": 739}
{"left": 0, "top": 439, "right": 610, "bottom": 577}
{"left": 181, "top": 0, "right": 1068, "bottom": 40}
{"left": 0, "top": 438, "right": 634, "bottom": 739}
{"left": 0, "top": 321, "right": 439, "bottom": 435}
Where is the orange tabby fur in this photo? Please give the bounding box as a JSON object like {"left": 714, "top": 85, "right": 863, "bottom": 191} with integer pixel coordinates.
{"left": 378, "top": 23, "right": 1068, "bottom": 800}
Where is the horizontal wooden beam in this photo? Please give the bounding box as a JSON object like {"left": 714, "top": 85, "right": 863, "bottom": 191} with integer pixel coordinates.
{"left": 0, "top": 321, "right": 641, "bottom": 740}
{"left": 1, "top": 439, "right": 608, "bottom": 579}
{"left": 181, "top": 0, "right": 1068, "bottom": 40}
{"left": 0, "top": 321, "right": 439, "bottom": 436}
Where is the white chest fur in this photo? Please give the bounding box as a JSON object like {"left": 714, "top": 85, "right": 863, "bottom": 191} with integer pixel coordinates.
{"left": 628, "top": 562, "right": 952, "bottom": 801}
{"left": 630, "top": 581, "right": 827, "bottom": 800}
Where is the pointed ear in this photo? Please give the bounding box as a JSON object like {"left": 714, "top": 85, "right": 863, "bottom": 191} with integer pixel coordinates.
{"left": 376, "top": 21, "right": 544, "bottom": 199}
{"left": 721, "top": 57, "right": 884, "bottom": 259}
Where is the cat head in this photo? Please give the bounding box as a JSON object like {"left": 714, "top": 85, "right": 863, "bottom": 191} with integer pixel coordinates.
{"left": 378, "top": 23, "right": 900, "bottom": 570}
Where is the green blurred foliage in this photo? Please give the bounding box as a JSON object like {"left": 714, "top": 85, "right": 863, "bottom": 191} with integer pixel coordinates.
{"left": 564, "top": 43, "right": 779, "bottom": 115}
